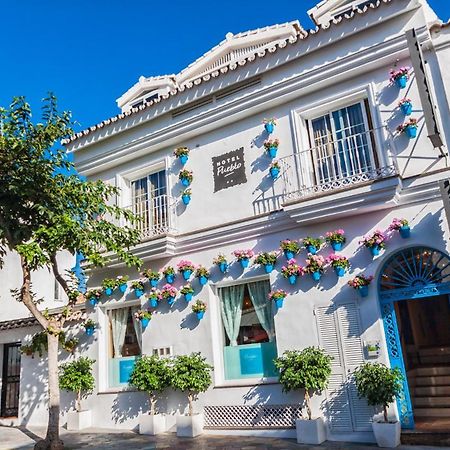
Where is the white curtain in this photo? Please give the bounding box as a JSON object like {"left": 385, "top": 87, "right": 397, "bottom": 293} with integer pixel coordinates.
{"left": 109, "top": 308, "right": 129, "bottom": 358}
{"left": 247, "top": 280, "right": 275, "bottom": 342}
{"left": 131, "top": 306, "right": 142, "bottom": 352}
{"left": 218, "top": 284, "right": 245, "bottom": 346}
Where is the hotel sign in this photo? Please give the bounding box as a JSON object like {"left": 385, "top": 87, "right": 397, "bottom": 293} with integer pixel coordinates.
{"left": 212, "top": 147, "right": 247, "bottom": 192}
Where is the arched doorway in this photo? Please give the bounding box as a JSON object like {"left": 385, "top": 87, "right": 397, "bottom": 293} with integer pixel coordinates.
{"left": 379, "top": 246, "right": 450, "bottom": 430}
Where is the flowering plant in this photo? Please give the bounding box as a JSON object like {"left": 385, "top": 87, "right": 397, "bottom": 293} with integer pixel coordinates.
{"left": 116, "top": 275, "right": 129, "bottom": 285}
{"left": 388, "top": 218, "right": 409, "bottom": 231}
{"left": 325, "top": 229, "right": 346, "bottom": 244}
{"left": 213, "top": 253, "right": 227, "bottom": 265}
{"left": 280, "top": 239, "right": 300, "bottom": 254}
{"left": 86, "top": 289, "right": 102, "bottom": 301}
{"left": 192, "top": 300, "right": 207, "bottom": 313}
{"left": 268, "top": 289, "right": 287, "bottom": 301}
{"left": 398, "top": 98, "right": 412, "bottom": 107}
{"left": 179, "top": 169, "right": 193, "bottom": 183}
{"left": 263, "top": 118, "right": 277, "bottom": 125}
{"left": 360, "top": 230, "right": 387, "bottom": 249}
{"left": 233, "top": 249, "right": 254, "bottom": 260}
{"left": 254, "top": 251, "right": 278, "bottom": 266}
{"left": 389, "top": 66, "right": 410, "bottom": 83}
{"left": 177, "top": 260, "right": 195, "bottom": 273}
{"left": 326, "top": 254, "right": 350, "bottom": 270}
{"left": 162, "top": 266, "right": 175, "bottom": 276}
{"left": 161, "top": 284, "right": 178, "bottom": 299}
{"left": 302, "top": 236, "right": 324, "bottom": 249}
{"left": 195, "top": 266, "right": 210, "bottom": 278}
{"left": 83, "top": 319, "right": 96, "bottom": 330}
{"left": 263, "top": 138, "right": 279, "bottom": 150}
{"left": 304, "top": 254, "right": 326, "bottom": 273}
{"left": 281, "top": 259, "right": 304, "bottom": 278}
{"left": 147, "top": 288, "right": 162, "bottom": 300}
{"left": 141, "top": 269, "right": 160, "bottom": 281}
{"left": 182, "top": 188, "right": 191, "bottom": 197}
{"left": 180, "top": 284, "right": 194, "bottom": 295}
{"left": 131, "top": 280, "right": 145, "bottom": 291}
{"left": 134, "top": 310, "right": 152, "bottom": 321}
{"left": 102, "top": 278, "right": 118, "bottom": 290}
{"left": 348, "top": 274, "right": 374, "bottom": 289}
{"left": 174, "top": 146, "right": 189, "bottom": 157}
{"left": 397, "top": 118, "right": 418, "bottom": 133}
{"left": 270, "top": 161, "right": 281, "bottom": 170}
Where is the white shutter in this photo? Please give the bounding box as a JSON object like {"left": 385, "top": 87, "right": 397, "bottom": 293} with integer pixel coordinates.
{"left": 315, "top": 303, "right": 374, "bottom": 433}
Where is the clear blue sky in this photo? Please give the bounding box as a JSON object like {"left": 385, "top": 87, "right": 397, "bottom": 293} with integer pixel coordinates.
{"left": 1, "top": 0, "right": 448, "bottom": 132}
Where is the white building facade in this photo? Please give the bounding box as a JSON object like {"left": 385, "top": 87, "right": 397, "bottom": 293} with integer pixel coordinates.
{"left": 2, "top": 0, "right": 450, "bottom": 443}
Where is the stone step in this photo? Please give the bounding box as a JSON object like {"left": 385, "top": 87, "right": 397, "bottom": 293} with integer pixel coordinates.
{"left": 411, "top": 366, "right": 450, "bottom": 377}
{"left": 414, "top": 385, "right": 450, "bottom": 396}
{"left": 413, "top": 396, "right": 450, "bottom": 407}
{"left": 418, "top": 347, "right": 450, "bottom": 357}
{"left": 413, "top": 407, "right": 450, "bottom": 417}
{"left": 413, "top": 375, "right": 450, "bottom": 387}
{"left": 420, "top": 356, "right": 450, "bottom": 365}
{"left": 402, "top": 431, "right": 450, "bottom": 447}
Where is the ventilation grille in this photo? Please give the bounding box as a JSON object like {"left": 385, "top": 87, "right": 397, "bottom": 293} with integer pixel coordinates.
{"left": 172, "top": 97, "right": 214, "bottom": 118}
{"left": 215, "top": 77, "right": 262, "bottom": 101}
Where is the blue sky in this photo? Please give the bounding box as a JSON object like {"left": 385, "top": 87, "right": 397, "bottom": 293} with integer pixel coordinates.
{"left": 1, "top": 0, "right": 448, "bottom": 132}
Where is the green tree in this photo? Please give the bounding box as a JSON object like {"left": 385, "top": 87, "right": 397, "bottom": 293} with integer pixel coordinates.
{"left": 128, "top": 355, "right": 170, "bottom": 415}
{"left": 170, "top": 353, "right": 213, "bottom": 416}
{"left": 274, "top": 347, "right": 332, "bottom": 420}
{"left": 59, "top": 357, "right": 95, "bottom": 412}
{"left": 0, "top": 96, "right": 141, "bottom": 450}
{"left": 354, "top": 362, "right": 403, "bottom": 422}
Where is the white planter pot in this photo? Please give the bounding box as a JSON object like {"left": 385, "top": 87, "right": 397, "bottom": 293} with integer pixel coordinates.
{"left": 139, "top": 413, "right": 166, "bottom": 435}
{"left": 176, "top": 413, "right": 204, "bottom": 438}
{"left": 372, "top": 421, "right": 401, "bottom": 448}
{"left": 66, "top": 410, "right": 91, "bottom": 431}
{"left": 296, "top": 417, "right": 327, "bottom": 445}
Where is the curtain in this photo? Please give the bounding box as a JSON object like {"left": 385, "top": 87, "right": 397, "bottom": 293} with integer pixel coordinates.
{"left": 247, "top": 280, "right": 275, "bottom": 342}
{"left": 109, "top": 307, "right": 129, "bottom": 358}
{"left": 131, "top": 306, "right": 142, "bottom": 352}
{"left": 218, "top": 284, "right": 245, "bottom": 346}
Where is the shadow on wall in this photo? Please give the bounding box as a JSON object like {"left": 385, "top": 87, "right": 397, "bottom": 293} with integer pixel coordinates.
{"left": 111, "top": 391, "right": 143, "bottom": 431}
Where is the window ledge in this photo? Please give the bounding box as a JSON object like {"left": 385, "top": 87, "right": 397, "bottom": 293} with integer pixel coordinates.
{"left": 97, "top": 387, "right": 139, "bottom": 395}
{"left": 214, "top": 377, "right": 279, "bottom": 388}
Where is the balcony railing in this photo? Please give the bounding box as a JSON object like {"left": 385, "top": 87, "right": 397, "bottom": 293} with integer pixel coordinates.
{"left": 278, "top": 128, "right": 397, "bottom": 203}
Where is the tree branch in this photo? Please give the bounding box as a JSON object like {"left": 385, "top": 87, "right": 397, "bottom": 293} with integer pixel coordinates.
{"left": 50, "top": 254, "right": 70, "bottom": 293}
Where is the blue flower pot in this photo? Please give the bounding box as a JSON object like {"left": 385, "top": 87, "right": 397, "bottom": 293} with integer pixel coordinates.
{"left": 268, "top": 146, "right": 277, "bottom": 158}
{"left": 312, "top": 271, "right": 321, "bottom": 281}
{"left": 284, "top": 250, "right": 295, "bottom": 260}
{"left": 181, "top": 177, "right": 190, "bottom": 187}
{"left": 307, "top": 245, "right": 317, "bottom": 255}
{"left": 182, "top": 270, "right": 192, "bottom": 281}
{"left": 165, "top": 274, "right": 175, "bottom": 284}
{"left": 104, "top": 287, "right": 113, "bottom": 296}
{"left": 196, "top": 311, "right": 205, "bottom": 320}
{"left": 396, "top": 75, "right": 408, "bottom": 89}
{"left": 119, "top": 283, "right": 127, "bottom": 293}
{"left": 89, "top": 298, "right": 98, "bottom": 306}
{"left": 150, "top": 278, "right": 159, "bottom": 288}
{"left": 180, "top": 154, "right": 188, "bottom": 165}
{"left": 331, "top": 242, "right": 343, "bottom": 251}
{"left": 240, "top": 258, "right": 249, "bottom": 269}
{"left": 264, "top": 264, "right": 274, "bottom": 273}
{"left": 405, "top": 125, "right": 417, "bottom": 139}
{"left": 335, "top": 267, "right": 345, "bottom": 277}
{"left": 270, "top": 167, "right": 280, "bottom": 180}
{"left": 182, "top": 195, "right": 191, "bottom": 205}
{"left": 167, "top": 296, "right": 175, "bottom": 306}
{"left": 199, "top": 275, "right": 208, "bottom": 286}
{"left": 135, "top": 289, "right": 144, "bottom": 298}
{"left": 369, "top": 246, "right": 381, "bottom": 256}
{"left": 264, "top": 122, "right": 274, "bottom": 134}
{"left": 275, "top": 298, "right": 284, "bottom": 309}
{"left": 149, "top": 298, "right": 158, "bottom": 308}
{"left": 288, "top": 275, "right": 297, "bottom": 285}
{"left": 358, "top": 285, "right": 369, "bottom": 298}
{"left": 400, "top": 226, "right": 411, "bottom": 239}
{"left": 85, "top": 327, "right": 95, "bottom": 336}
{"left": 401, "top": 102, "right": 413, "bottom": 116}
{"left": 141, "top": 318, "right": 150, "bottom": 328}
{"left": 184, "top": 292, "right": 193, "bottom": 302}
{"left": 219, "top": 262, "right": 228, "bottom": 273}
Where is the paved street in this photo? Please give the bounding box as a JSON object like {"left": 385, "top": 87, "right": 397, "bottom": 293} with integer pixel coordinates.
{"left": 1, "top": 427, "right": 448, "bottom": 450}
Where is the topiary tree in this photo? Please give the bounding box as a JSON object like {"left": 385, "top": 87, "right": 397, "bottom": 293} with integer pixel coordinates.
{"left": 354, "top": 362, "right": 403, "bottom": 422}
{"left": 128, "top": 355, "right": 170, "bottom": 415}
{"left": 59, "top": 357, "right": 95, "bottom": 412}
{"left": 170, "top": 353, "right": 213, "bottom": 416}
{"left": 274, "top": 347, "right": 332, "bottom": 420}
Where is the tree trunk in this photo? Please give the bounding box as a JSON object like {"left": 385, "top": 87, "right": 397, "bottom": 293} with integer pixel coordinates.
{"left": 304, "top": 389, "right": 312, "bottom": 420}
{"left": 149, "top": 393, "right": 155, "bottom": 416}
{"left": 383, "top": 404, "right": 388, "bottom": 423}
{"left": 188, "top": 393, "right": 193, "bottom": 416}
{"left": 76, "top": 390, "right": 81, "bottom": 413}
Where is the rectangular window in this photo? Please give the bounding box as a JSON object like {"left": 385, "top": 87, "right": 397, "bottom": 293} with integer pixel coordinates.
{"left": 131, "top": 170, "right": 168, "bottom": 237}
{"left": 218, "top": 280, "right": 278, "bottom": 380}
{"left": 107, "top": 306, "right": 142, "bottom": 388}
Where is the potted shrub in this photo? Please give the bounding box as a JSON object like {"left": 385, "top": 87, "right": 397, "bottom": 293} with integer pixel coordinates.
{"left": 134, "top": 310, "right": 152, "bottom": 328}
{"left": 192, "top": 299, "right": 207, "bottom": 320}
{"left": 326, "top": 254, "right": 350, "bottom": 277}
{"left": 268, "top": 289, "right": 287, "bottom": 308}
{"left": 142, "top": 269, "right": 160, "bottom": 287}
{"left": 59, "top": 357, "right": 95, "bottom": 430}
{"left": 354, "top": 363, "right": 403, "bottom": 448}
{"left": 147, "top": 288, "right": 162, "bottom": 308}
{"left": 389, "top": 218, "right": 410, "bottom": 239}
{"left": 131, "top": 279, "right": 145, "bottom": 298}
{"left": 274, "top": 347, "right": 332, "bottom": 445}
{"left": 264, "top": 138, "right": 279, "bottom": 158}
{"left": 171, "top": 353, "right": 213, "bottom": 437}
{"left": 195, "top": 266, "right": 210, "bottom": 286}
{"left": 304, "top": 254, "right": 326, "bottom": 281}
{"left": 180, "top": 284, "right": 194, "bottom": 302}
{"left": 302, "top": 237, "right": 323, "bottom": 255}
{"left": 348, "top": 274, "right": 374, "bottom": 298}
{"left": 389, "top": 66, "right": 410, "bottom": 89}
{"left": 129, "top": 355, "right": 170, "bottom": 435}
{"left": 85, "top": 289, "right": 102, "bottom": 306}
{"left": 101, "top": 278, "right": 118, "bottom": 296}
{"left": 263, "top": 117, "right": 276, "bottom": 134}
{"left": 213, "top": 253, "right": 228, "bottom": 273}
{"left": 233, "top": 249, "right": 254, "bottom": 269}
{"left": 174, "top": 146, "right": 190, "bottom": 165}
{"left": 116, "top": 275, "right": 129, "bottom": 293}
{"left": 161, "top": 284, "right": 177, "bottom": 306}
{"left": 269, "top": 161, "right": 281, "bottom": 180}
{"left": 280, "top": 239, "right": 300, "bottom": 260}
{"left": 325, "top": 229, "right": 346, "bottom": 251}
{"left": 162, "top": 266, "right": 176, "bottom": 284}
{"left": 177, "top": 260, "right": 195, "bottom": 281}
{"left": 83, "top": 319, "right": 96, "bottom": 336}
{"left": 397, "top": 118, "right": 418, "bottom": 139}
{"left": 182, "top": 188, "right": 192, "bottom": 205}
{"left": 398, "top": 98, "right": 412, "bottom": 116}
{"left": 360, "top": 230, "right": 387, "bottom": 257}
{"left": 281, "top": 259, "right": 304, "bottom": 285}
{"left": 179, "top": 169, "right": 193, "bottom": 187}
{"left": 254, "top": 251, "right": 278, "bottom": 273}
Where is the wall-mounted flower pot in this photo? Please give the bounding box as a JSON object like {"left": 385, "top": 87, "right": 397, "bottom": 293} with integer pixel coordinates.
{"left": 167, "top": 297, "right": 175, "bottom": 306}
{"left": 119, "top": 283, "right": 127, "bottom": 294}
{"left": 335, "top": 267, "right": 345, "bottom": 277}
{"left": 176, "top": 413, "right": 204, "bottom": 438}
{"left": 311, "top": 271, "right": 321, "bottom": 281}
{"left": 296, "top": 417, "right": 326, "bottom": 445}
{"left": 184, "top": 292, "right": 193, "bottom": 302}
{"left": 182, "top": 195, "right": 191, "bottom": 205}
{"left": 267, "top": 146, "right": 277, "bottom": 158}
{"left": 104, "top": 287, "right": 113, "bottom": 296}
{"left": 284, "top": 250, "right": 295, "bottom": 260}
{"left": 401, "top": 102, "right": 413, "bottom": 115}
{"left": 288, "top": 275, "right": 297, "bottom": 285}
{"left": 264, "top": 264, "right": 274, "bottom": 273}
{"left": 307, "top": 245, "right": 317, "bottom": 255}
{"left": 331, "top": 242, "right": 343, "bottom": 251}
{"left": 399, "top": 225, "right": 411, "bottom": 238}
{"left": 372, "top": 420, "right": 401, "bottom": 448}
{"left": 199, "top": 275, "right": 208, "bottom": 286}
{"left": 181, "top": 178, "right": 190, "bottom": 187}
{"left": 240, "top": 258, "right": 249, "bottom": 269}
{"left": 149, "top": 298, "right": 158, "bottom": 308}
{"left": 264, "top": 122, "right": 274, "bottom": 134}
{"left": 179, "top": 155, "right": 188, "bottom": 165}
{"left": 89, "top": 298, "right": 98, "bottom": 306}
{"left": 165, "top": 274, "right": 175, "bottom": 284}
{"left": 135, "top": 289, "right": 144, "bottom": 298}
{"left": 67, "top": 410, "right": 92, "bottom": 431}
{"left": 139, "top": 413, "right": 166, "bottom": 435}
{"left": 219, "top": 262, "right": 228, "bottom": 273}
{"left": 405, "top": 125, "right": 417, "bottom": 139}
{"left": 141, "top": 318, "right": 150, "bottom": 328}
{"left": 85, "top": 327, "right": 95, "bottom": 336}
{"left": 150, "top": 279, "right": 159, "bottom": 288}
{"left": 269, "top": 167, "right": 280, "bottom": 179}
{"left": 182, "top": 270, "right": 192, "bottom": 281}
{"left": 358, "top": 285, "right": 369, "bottom": 298}
{"left": 369, "top": 246, "right": 381, "bottom": 257}
{"left": 196, "top": 311, "right": 205, "bottom": 320}
{"left": 396, "top": 75, "right": 408, "bottom": 89}
{"left": 275, "top": 298, "right": 284, "bottom": 308}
